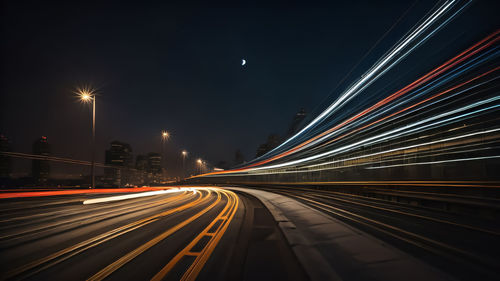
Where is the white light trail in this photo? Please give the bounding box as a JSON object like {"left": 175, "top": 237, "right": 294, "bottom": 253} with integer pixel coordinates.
{"left": 301, "top": 128, "right": 500, "bottom": 170}
{"left": 366, "top": 155, "right": 500, "bottom": 169}
{"left": 260, "top": 0, "right": 459, "bottom": 158}
{"left": 82, "top": 188, "right": 196, "bottom": 205}
{"left": 246, "top": 97, "right": 499, "bottom": 172}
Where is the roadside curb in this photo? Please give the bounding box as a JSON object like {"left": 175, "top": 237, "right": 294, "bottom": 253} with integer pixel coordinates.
{"left": 227, "top": 187, "right": 343, "bottom": 281}
{"left": 227, "top": 186, "right": 456, "bottom": 281}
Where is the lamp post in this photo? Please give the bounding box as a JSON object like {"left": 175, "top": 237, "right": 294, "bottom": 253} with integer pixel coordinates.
{"left": 79, "top": 89, "right": 96, "bottom": 188}
{"left": 181, "top": 150, "right": 188, "bottom": 178}
{"left": 197, "top": 158, "right": 202, "bottom": 175}
{"left": 161, "top": 130, "right": 169, "bottom": 182}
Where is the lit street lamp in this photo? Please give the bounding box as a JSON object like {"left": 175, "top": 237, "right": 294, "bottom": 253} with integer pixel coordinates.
{"left": 181, "top": 150, "right": 188, "bottom": 178}
{"left": 161, "top": 130, "right": 169, "bottom": 181}
{"left": 79, "top": 87, "right": 96, "bottom": 188}
{"left": 197, "top": 158, "right": 203, "bottom": 174}
{"left": 161, "top": 130, "right": 169, "bottom": 140}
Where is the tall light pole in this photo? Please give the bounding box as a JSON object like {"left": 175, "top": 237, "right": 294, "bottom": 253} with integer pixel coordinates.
{"left": 197, "top": 158, "right": 202, "bottom": 175}
{"left": 181, "top": 150, "right": 188, "bottom": 178}
{"left": 79, "top": 88, "right": 96, "bottom": 188}
{"left": 161, "top": 130, "right": 169, "bottom": 182}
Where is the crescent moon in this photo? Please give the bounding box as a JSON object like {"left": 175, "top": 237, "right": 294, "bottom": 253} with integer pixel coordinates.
{"left": 242, "top": 59, "right": 246, "bottom": 66}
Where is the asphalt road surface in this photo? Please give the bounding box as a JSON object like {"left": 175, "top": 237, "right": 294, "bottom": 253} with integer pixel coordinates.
{"left": 3, "top": 185, "right": 498, "bottom": 281}
{"left": 0, "top": 187, "right": 306, "bottom": 281}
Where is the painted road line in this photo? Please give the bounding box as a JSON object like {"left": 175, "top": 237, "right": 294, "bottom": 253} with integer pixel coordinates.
{"left": 3, "top": 190, "right": 205, "bottom": 280}
{"left": 151, "top": 189, "right": 239, "bottom": 281}
{"left": 87, "top": 189, "right": 221, "bottom": 281}
{"left": 0, "top": 191, "right": 191, "bottom": 241}
{"left": 0, "top": 191, "right": 187, "bottom": 225}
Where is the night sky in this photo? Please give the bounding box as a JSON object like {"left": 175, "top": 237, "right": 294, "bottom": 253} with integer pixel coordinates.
{"left": 1, "top": 0, "right": 498, "bottom": 176}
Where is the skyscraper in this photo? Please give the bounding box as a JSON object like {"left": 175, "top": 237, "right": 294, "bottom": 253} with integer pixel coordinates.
{"left": 147, "top": 152, "right": 162, "bottom": 183}
{"left": 32, "top": 136, "right": 50, "bottom": 184}
{"left": 135, "top": 154, "right": 149, "bottom": 185}
{"left": 104, "top": 141, "right": 133, "bottom": 187}
{"left": 287, "top": 108, "right": 307, "bottom": 137}
{"left": 256, "top": 134, "right": 282, "bottom": 157}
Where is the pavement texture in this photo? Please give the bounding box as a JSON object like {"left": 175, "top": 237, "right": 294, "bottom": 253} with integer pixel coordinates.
{"left": 228, "top": 187, "right": 456, "bottom": 281}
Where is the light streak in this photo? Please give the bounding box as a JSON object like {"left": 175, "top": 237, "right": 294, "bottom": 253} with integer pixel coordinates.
{"left": 257, "top": 0, "right": 461, "bottom": 159}
{"left": 366, "top": 155, "right": 500, "bottom": 169}
{"left": 245, "top": 98, "right": 499, "bottom": 172}
{"left": 235, "top": 28, "right": 499, "bottom": 171}
{"left": 205, "top": 128, "right": 500, "bottom": 176}
{"left": 0, "top": 187, "right": 173, "bottom": 199}
{"left": 82, "top": 188, "right": 196, "bottom": 205}
{"left": 194, "top": 17, "right": 499, "bottom": 180}
{"left": 303, "top": 128, "right": 500, "bottom": 170}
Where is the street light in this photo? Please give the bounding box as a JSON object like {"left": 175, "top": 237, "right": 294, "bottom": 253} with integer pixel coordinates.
{"left": 197, "top": 158, "right": 202, "bottom": 174}
{"left": 181, "top": 150, "right": 188, "bottom": 178}
{"left": 160, "top": 130, "right": 169, "bottom": 181}
{"left": 161, "top": 130, "right": 169, "bottom": 140}
{"left": 78, "top": 87, "right": 96, "bottom": 188}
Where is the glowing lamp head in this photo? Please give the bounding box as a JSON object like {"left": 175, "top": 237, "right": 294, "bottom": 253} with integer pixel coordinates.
{"left": 77, "top": 87, "right": 95, "bottom": 102}
{"left": 182, "top": 150, "right": 187, "bottom": 156}
{"left": 197, "top": 159, "right": 202, "bottom": 164}
{"left": 81, "top": 94, "right": 91, "bottom": 101}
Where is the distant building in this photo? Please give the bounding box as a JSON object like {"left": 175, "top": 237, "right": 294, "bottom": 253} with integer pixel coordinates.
{"left": 32, "top": 136, "right": 50, "bottom": 184}
{"left": 253, "top": 109, "right": 307, "bottom": 158}
{"left": 234, "top": 149, "right": 245, "bottom": 166}
{"left": 147, "top": 153, "right": 161, "bottom": 173}
{"left": 0, "top": 134, "right": 12, "bottom": 178}
{"left": 136, "top": 155, "right": 148, "bottom": 170}
{"left": 256, "top": 134, "right": 282, "bottom": 157}
{"left": 135, "top": 155, "right": 149, "bottom": 185}
{"left": 104, "top": 141, "right": 133, "bottom": 187}
{"left": 147, "top": 152, "right": 162, "bottom": 183}
{"left": 287, "top": 108, "right": 307, "bottom": 137}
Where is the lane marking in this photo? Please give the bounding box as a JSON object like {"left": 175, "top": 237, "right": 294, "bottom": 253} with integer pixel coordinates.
{"left": 0, "top": 191, "right": 190, "bottom": 241}
{"left": 151, "top": 190, "right": 239, "bottom": 281}
{"left": 3, "top": 191, "right": 203, "bottom": 280}
{"left": 87, "top": 189, "right": 221, "bottom": 281}
{"left": 0, "top": 191, "right": 182, "bottom": 225}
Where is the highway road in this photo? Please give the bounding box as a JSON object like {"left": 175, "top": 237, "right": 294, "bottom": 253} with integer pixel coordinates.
{"left": 0, "top": 187, "right": 306, "bottom": 281}
{"left": 1, "top": 185, "right": 499, "bottom": 281}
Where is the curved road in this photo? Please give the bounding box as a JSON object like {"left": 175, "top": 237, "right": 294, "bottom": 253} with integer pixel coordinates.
{"left": 3, "top": 185, "right": 497, "bottom": 281}
{"left": 0, "top": 187, "right": 306, "bottom": 281}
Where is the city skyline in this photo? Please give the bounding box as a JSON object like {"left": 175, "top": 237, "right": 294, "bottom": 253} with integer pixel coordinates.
{"left": 1, "top": 1, "right": 499, "bottom": 280}
{"left": 5, "top": 1, "right": 498, "bottom": 165}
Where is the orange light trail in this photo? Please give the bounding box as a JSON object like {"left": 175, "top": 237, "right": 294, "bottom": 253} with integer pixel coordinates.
{"left": 0, "top": 187, "right": 175, "bottom": 199}
{"left": 197, "top": 29, "right": 500, "bottom": 177}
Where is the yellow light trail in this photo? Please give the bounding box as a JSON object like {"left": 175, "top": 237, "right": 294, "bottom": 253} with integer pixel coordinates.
{"left": 151, "top": 189, "right": 239, "bottom": 281}
{"left": 87, "top": 189, "right": 221, "bottom": 281}
{"left": 4, "top": 191, "right": 202, "bottom": 280}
